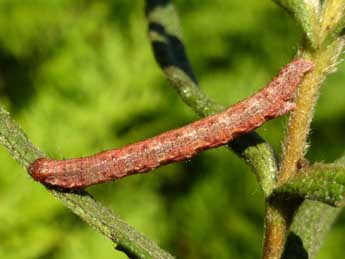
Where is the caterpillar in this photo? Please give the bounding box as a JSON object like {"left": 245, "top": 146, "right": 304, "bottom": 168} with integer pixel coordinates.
{"left": 29, "top": 59, "right": 313, "bottom": 189}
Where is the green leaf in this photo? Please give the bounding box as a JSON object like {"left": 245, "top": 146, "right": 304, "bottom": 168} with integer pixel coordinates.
{"left": 273, "top": 0, "right": 320, "bottom": 48}
{"left": 272, "top": 163, "right": 345, "bottom": 207}
{"left": 284, "top": 200, "right": 341, "bottom": 259}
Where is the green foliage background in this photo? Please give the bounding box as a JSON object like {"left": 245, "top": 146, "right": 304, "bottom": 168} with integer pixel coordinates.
{"left": 0, "top": 1, "right": 344, "bottom": 258}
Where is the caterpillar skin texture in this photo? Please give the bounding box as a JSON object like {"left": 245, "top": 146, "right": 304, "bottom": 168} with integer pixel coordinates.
{"left": 29, "top": 59, "right": 313, "bottom": 189}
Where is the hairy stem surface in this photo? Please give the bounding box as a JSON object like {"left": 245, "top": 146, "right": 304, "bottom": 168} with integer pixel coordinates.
{"left": 265, "top": 1, "right": 345, "bottom": 258}
{"left": 279, "top": 39, "right": 344, "bottom": 183}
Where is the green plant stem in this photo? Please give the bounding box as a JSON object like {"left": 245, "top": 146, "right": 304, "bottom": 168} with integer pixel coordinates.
{"left": 279, "top": 39, "right": 344, "bottom": 184}
{"left": 0, "top": 106, "right": 174, "bottom": 259}
{"left": 263, "top": 198, "right": 302, "bottom": 259}
{"left": 271, "top": 27, "right": 344, "bottom": 259}
{"left": 263, "top": 205, "right": 289, "bottom": 259}
{"left": 265, "top": 43, "right": 343, "bottom": 259}
{"left": 265, "top": 1, "right": 345, "bottom": 258}
{"left": 145, "top": 0, "right": 278, "bottom": 196}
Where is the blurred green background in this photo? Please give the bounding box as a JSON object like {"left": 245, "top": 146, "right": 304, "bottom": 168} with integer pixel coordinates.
{"left": 0, "top": 1, "right": 345, "bottom": 258}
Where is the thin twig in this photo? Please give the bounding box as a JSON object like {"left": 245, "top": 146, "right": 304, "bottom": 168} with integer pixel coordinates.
{"left": 263, "top": 198, "right": 302, "bottom": 259}
{"left": 145, "top": 0, "right": 279, "bottom": 196}
{"left": 278, "top": 1, "right": 345, "bottom": 184}
{"left": 278, "top": 39, "right": 344, "bottom": 184}
{"left": 0, "top": 107, "right": 174, "bottom": 259}
{"left": 265, "top": 1, "right": 345, "bottom": 258}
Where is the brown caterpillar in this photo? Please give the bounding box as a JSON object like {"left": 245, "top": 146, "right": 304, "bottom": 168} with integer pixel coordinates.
{"left": 29, "top": 59, "right": 313, "bottom": 189}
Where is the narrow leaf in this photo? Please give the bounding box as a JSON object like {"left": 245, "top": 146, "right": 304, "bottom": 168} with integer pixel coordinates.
{"left": 272, "top": 163, "right": 345, "bottom": 206}
{"left": 146, "top": 0, "right": 280, "bottom": 196}
{"left": 273, "top": 0, "right": 320, "bottom": 48}
{"left": 284, "top": 154, "right": 345, "bottom": 258}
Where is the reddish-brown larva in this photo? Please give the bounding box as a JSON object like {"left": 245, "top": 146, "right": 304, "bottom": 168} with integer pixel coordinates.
{"left": 29, "top": 59, "right": 313, "bottom": 189}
